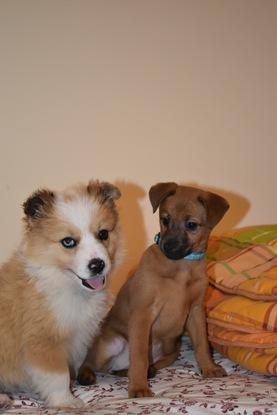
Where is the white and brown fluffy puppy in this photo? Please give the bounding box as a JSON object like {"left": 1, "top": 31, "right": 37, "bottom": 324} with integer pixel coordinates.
{"left": 0, "top": 180, "right": 122, "bottom": 408}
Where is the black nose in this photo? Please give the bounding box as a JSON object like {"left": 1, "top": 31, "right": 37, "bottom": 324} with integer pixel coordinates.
{"left": 163, "top": 239, "right": 178, "bottom": 252}
{"left": 162, "top": 237, "right": 189, "bottom": 260}
{"left": 88, "top": 258, "right": 105, "bottom": 275}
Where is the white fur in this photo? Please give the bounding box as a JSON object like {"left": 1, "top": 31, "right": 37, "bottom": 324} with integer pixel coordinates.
{"left": 1, "top": 186, "right": 120, "bottom": 408}
{"left": 106, "top": 337, "right": 129, "bottom": 371}
{"left": 23, "top": 193, "right": 115, "bottom": 372}
{"left": 106, "top": 337, "right": 163, "bottom": 372}
{"left": 25, "top": 366, "right": 83, "bottom": 408}
{"left": 73, "top": 233, "right": 111, "bottom": 280}
{"left": 56, "top": 194, "right": 97, "bottom": 233}
{"left": 25, "top": 262, "right": 111, "bottom": 371}
{"left": 56, "top": 195, "right": 111, "bottom": 280}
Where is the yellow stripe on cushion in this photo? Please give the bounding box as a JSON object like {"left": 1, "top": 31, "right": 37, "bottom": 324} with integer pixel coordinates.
{"left": 208, "top": 324, "right": 277, "bottom": 348}
{"left": 207, "top": 239, "right": 277, "bottom": 300}
{"left": 206, "top": 288, "right": 277, "bottom": 332}
{"left": 205, "top": 226, "right": 277, "bottom": 375}
{"left": 211, "top": 342, "right": 277, "bottom": 375}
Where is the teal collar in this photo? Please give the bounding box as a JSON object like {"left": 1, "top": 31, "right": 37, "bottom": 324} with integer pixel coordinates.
{"left": 154, "top": 233, "right": 205, "bottom": 261}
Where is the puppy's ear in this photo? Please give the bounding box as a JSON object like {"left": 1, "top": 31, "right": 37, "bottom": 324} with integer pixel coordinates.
{"left": 149, "top": 182, "right": 178, "bottom": 213}
{"left": 88, "top": 180, "right": 121, "bottom": 202}
{"left": 198, "top": 191, "right": 229, "bottom": 229}
{"left": 23, "top": 189, "right": 55, "bottom": 220}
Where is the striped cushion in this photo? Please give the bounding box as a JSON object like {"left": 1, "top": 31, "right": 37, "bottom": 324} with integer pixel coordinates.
{"left": 207, "top": 225, "right": 277, "bottom": 300}
{"left": 206, "top": 225, "right": 277, "bottom": 375}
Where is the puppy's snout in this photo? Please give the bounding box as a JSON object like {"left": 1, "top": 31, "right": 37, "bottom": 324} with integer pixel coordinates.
{"left": 163, "top": 239, "right": 178, "bottom": 253}
{"left": 162, "top": 237, "right": 190, "bottom": 260}
{"left": 88, "top": 258, "right": 105, "bottom": 275}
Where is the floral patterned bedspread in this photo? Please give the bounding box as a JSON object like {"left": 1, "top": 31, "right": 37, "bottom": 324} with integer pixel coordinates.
{"left": 4, "top": 337, "right": 277, "bottom": 415}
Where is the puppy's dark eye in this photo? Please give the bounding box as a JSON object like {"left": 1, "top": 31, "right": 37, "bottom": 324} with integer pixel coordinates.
{"left": 98, "top": 229, "right": 109, "bottom": 241}
{"left": 61, "top": 237, "right": 77, "bottom": 248}
{"left": 185, "top": 221, "right": 198, "bottom": 231}
{"left": 161, "top": 216, "right": 170, "bottom": 227}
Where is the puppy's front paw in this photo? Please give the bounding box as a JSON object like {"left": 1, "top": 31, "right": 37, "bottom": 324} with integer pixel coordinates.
{"left": 47, "top": 393, "right": 85, "bottom": 408}
{"left": 202, "top": 364, "right": 227, "bottom": 378}
{"left": 128, "top": 385, "right": 154, "bottom": 398}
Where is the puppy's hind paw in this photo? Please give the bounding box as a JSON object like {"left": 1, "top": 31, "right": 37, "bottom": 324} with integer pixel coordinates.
{"left": 202, "top": 364, "right": 227, "bottom": 378}
{"left": 128, "top": 386, "right": 154, "bottom": 398}
{"left": 77, "top": 366, "right": 96, "bottom": 386}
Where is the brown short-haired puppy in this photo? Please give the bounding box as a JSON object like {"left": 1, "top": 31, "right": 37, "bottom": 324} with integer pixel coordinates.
{"left": 0, "top": 180, "right": 122, "bottom": 408}
{"left": 78, "top": 183, "right": 229, "bottom": 398}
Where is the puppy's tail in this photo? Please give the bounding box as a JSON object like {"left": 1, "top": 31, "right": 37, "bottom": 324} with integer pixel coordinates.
{"left": 0, "top": 394, "right": 12, "bottom": 411}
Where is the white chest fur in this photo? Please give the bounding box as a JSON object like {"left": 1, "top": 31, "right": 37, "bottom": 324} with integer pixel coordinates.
{"left": 26, "top": 263, "right": 111, "bottom": 371}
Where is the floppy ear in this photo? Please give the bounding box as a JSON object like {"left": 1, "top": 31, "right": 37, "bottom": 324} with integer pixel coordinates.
{"left": 198, "top": 191, "right": 229, "bottom": 229}
{"left": 149, "top": 182, "right": 178, "bottom": 213}
{"left": 23, "top": 189, "right": 55, "bottom": 220}
{"left": 88, "top": 180, "right": 121, "bottom": 202}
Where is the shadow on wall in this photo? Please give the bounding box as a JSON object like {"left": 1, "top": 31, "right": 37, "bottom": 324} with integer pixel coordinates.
{"left": 185, "top": 182, "right": 251, "bottom": 235}
{"left": 108, "top": 181, "right": 147, "bottom": 295}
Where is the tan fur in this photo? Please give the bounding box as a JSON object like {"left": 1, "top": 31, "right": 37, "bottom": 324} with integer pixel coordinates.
{"left": 0, "top": 180, "right": 122, "bottom": 407}
{"left": 79, "top": 183, "right": 229, "bottom": 398}
{"left": 0, "top": 256, "right": 67, "bottom": 384}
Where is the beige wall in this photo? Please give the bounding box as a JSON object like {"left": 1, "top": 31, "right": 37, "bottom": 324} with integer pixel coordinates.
{"left": 0, "top": 1, "right": 276, "bottom": 283}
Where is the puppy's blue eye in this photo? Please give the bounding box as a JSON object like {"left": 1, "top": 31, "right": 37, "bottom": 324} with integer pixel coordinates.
{"left": 185, "top": 221, "right": 198, "bottom": 231}
{"left": 98, "top": 229, "right": 109, "bottom": 241}
{"left": 61, "top": 237, "right": 77, "bottom": 248}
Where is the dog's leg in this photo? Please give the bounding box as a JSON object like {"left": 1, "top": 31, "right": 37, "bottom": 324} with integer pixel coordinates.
{"left": 186, "top": 304, "right": 227, "bottom": 377}
{"left": 128, "top": 311, "right": 154, "bottom": 398}
{"left": 150, "top": 337, "right": 181, "bottom": 373}
{"left": 26, "top": 348, "right": 84, "bottom": 408}
{"left": 78, "top": 332, "right": 126, "bottom": 385}
{"left": 77, "top": 339, "right": 104, "bottom": 386}
{"left": 29, "top": 368, "right": 84, "bottom": 408}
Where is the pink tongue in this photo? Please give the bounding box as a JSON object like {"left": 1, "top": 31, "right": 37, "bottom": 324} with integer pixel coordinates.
{"left": 86, "top": 275, "right": 105, "bottom": 290}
